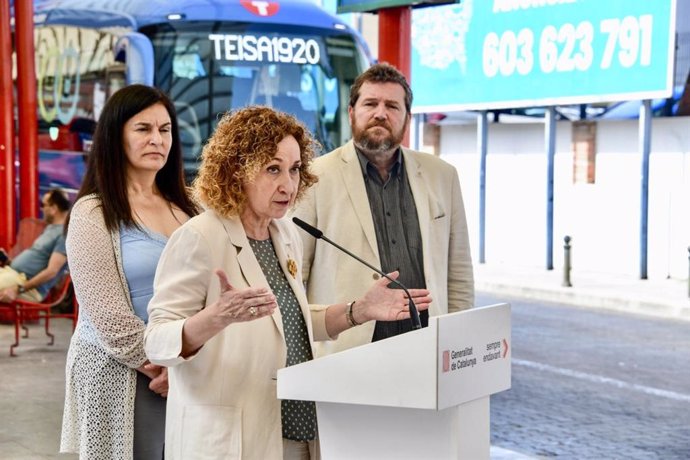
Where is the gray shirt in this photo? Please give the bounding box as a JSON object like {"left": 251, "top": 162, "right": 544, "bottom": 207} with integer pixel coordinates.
{"left": 356, "top": 148, "right": 428, "bottom": 340}
{"left": 11, "top": 223, "right": 66, "bottom": 297}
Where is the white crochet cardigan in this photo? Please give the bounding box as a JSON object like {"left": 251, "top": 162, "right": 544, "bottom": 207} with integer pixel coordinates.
{"left": 60, "top": 195, "right": 148, "bottom": 459}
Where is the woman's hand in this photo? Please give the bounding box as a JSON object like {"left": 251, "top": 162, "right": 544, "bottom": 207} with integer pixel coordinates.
{"left": 147, "top": 364, "right": 169, "bottom": 397}
{"left": 211, "top": 269, "right": 277, "bottom": 325}
{"left": 353, "top": 271, "right": 432, "bottom": 324}
{"left": 179, "top": 269, "right": 279, "bottom": 357}
{"left": 137, "top": 362, "right": 169, "bottom": 397}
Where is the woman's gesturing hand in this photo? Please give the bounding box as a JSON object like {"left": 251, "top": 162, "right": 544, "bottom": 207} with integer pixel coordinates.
{"left": 212, "top": 269, "right": 277, "bottom": 324}
{"left": 355, "top": 271, "right": 432, "bottom": 323}
{"left": 179, "top": 269, "right": 278, "bottom": 357}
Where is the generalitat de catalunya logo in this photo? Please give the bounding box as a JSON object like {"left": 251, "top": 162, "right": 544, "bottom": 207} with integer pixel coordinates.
{"left": 442, "top": 339, "right": 509, "bottom": 373}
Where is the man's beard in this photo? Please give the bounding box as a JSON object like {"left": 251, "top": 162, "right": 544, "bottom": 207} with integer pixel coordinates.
{"left": 352, "top": 120, "right": 405, "bottom": 155}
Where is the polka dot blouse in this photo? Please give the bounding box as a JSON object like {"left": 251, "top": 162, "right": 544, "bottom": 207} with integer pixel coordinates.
{"left": 248, "top": 238, "right": 317, "bottom": 442}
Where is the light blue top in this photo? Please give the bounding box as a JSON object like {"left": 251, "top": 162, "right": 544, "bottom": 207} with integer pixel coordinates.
{"left": 120, "top": 224, "right": 167, "bottom": 323}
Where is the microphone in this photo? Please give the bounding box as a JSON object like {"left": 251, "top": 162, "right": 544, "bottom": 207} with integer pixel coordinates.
{"left": 292, "top": 217, "right": 421, "bottom": 330}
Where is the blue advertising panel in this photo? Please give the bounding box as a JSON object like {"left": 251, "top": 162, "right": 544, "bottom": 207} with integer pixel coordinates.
{"left": 411, "top": 0, "right": 677, "bottom": 111}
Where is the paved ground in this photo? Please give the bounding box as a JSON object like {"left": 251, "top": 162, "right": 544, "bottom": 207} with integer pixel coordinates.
{"left": 0, "top": 320, "right": 77, "bottom": 460}
{"left": 1, "top": 262, "right": 686, "bottom": 459}
{"left": 483, "top": 293, "right": 690, "bottom": 459}
{"left": 474, "top": 263, "right": 690, "bottom": 322}
{"left": 477, "top": 264, "right": 690, "bottom": 459}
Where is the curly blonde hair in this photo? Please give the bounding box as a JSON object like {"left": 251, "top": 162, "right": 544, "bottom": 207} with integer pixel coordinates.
{"left": 194, "top": 106, "right": 319, "bottom": 217}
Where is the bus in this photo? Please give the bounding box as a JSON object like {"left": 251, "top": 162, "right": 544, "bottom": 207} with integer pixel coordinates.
{"left": 25, "top": 0, "right": 372, "bottom": 193}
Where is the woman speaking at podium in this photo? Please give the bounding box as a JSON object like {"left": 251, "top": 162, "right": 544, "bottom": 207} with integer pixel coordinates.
{"left": 144, "top": 106, "right": 431, "bottom": 459}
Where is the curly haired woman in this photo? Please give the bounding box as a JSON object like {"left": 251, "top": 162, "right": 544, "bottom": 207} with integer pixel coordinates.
{"left": 144, "top": 106, "right": 432, "bottom": 459}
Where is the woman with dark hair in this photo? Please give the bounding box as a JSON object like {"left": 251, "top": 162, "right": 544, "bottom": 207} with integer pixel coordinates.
{"left": 60, "top": 84, "right": 198, "bottom": 459}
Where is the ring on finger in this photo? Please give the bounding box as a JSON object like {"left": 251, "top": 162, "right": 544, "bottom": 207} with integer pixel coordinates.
{"left": 249, "top": 306, "right": 258, "bottom": 316}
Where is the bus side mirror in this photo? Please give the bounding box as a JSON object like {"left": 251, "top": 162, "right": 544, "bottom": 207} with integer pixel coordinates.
{"left": 114, "top": 32, "right": 154, "bottom": 86}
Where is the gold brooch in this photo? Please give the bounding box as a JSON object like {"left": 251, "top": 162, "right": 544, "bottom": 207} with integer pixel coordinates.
{"left": 287, "top": 258, "right": 298, "bottom": 279}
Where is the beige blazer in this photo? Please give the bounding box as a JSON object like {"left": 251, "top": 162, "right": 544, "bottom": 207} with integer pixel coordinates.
{"left": 144, "top": 211, "right": 329, "bottom": 460}
{"left": 293, "top": 140, "right": 474, "bottom": 357}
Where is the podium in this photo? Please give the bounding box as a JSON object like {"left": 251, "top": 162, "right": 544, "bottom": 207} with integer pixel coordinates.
{"left": 278, "top": 303, "right": 511, "bottom": 459}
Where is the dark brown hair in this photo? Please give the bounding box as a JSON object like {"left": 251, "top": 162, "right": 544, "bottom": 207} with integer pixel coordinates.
{"left": 45, "top": 188, "right": 71, "bottom": 212}
{"left": 74, "top": 84, "right": 198, "bottom": 231}
{"left": 349, "top": 62, "right": 413, "bottom": 114}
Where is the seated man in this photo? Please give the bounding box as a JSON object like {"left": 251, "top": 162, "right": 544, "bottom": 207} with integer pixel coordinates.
{"left": 0, "top": 188, "right": 70, "bottom": 303}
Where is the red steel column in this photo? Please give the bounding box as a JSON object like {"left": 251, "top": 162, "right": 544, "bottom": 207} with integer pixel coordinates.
{"left": 0, "top": 0, "right": 15, "bottom": 249}
{"left": 378, "top": 6, "right": 411, "bottom": 146}
{"left": 378, "top": 6, "right": 411, "bottom": 81}
{"left": 15, "top": 0, "right": 38, "bottom": 219}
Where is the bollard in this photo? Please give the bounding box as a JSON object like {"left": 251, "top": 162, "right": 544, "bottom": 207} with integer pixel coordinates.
{"left": 563, "top": 235, "right": 572, "bottom": 287}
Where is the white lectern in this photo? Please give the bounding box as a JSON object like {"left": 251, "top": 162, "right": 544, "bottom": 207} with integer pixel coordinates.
{"left": 278, "top": 303, "right": 511, "bottom": 460}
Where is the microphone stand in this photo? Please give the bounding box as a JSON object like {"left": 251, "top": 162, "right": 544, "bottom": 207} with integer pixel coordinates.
{"left": 316, "top": 234, "right": 422, "bottom": 330}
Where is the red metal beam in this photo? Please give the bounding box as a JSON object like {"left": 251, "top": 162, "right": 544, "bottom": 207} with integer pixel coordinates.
{"left": 0, "top": 0, "right": 15, "bottom": 249}
{"left": 378, "top": 6, "right": 412, "bottom": 146}
{"left": 15, "top": 0, "right": 38, "bottom": 219}
{"left": 378, "top": 6, "right": 411, "bottom": 81}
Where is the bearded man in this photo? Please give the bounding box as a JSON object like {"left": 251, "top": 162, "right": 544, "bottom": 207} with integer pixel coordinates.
{"left": 292, "top": 63, "right": 474, "bottom": 356}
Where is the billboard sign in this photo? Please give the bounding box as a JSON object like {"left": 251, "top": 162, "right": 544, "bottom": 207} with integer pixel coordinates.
{"left": 411, "top": 0, "right": 677, "bottom": 112}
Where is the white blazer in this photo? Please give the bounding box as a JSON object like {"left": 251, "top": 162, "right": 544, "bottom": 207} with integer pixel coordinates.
{"left": 145, "top": 211, "right": 329, "bottom": 459}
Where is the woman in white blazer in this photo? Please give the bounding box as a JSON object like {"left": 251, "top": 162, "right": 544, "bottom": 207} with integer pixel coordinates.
{"left": 144, "top": 106, "right": 431, "bottom": 460}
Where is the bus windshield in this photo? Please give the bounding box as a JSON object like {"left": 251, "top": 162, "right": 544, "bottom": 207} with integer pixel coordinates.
{"left": 142, "top": 22, "right": 368, "bottom": 179}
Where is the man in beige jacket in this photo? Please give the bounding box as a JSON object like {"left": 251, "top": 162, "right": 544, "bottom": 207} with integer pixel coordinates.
{"left": 293, "top": 63, "right": 474, "bottom": 357}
